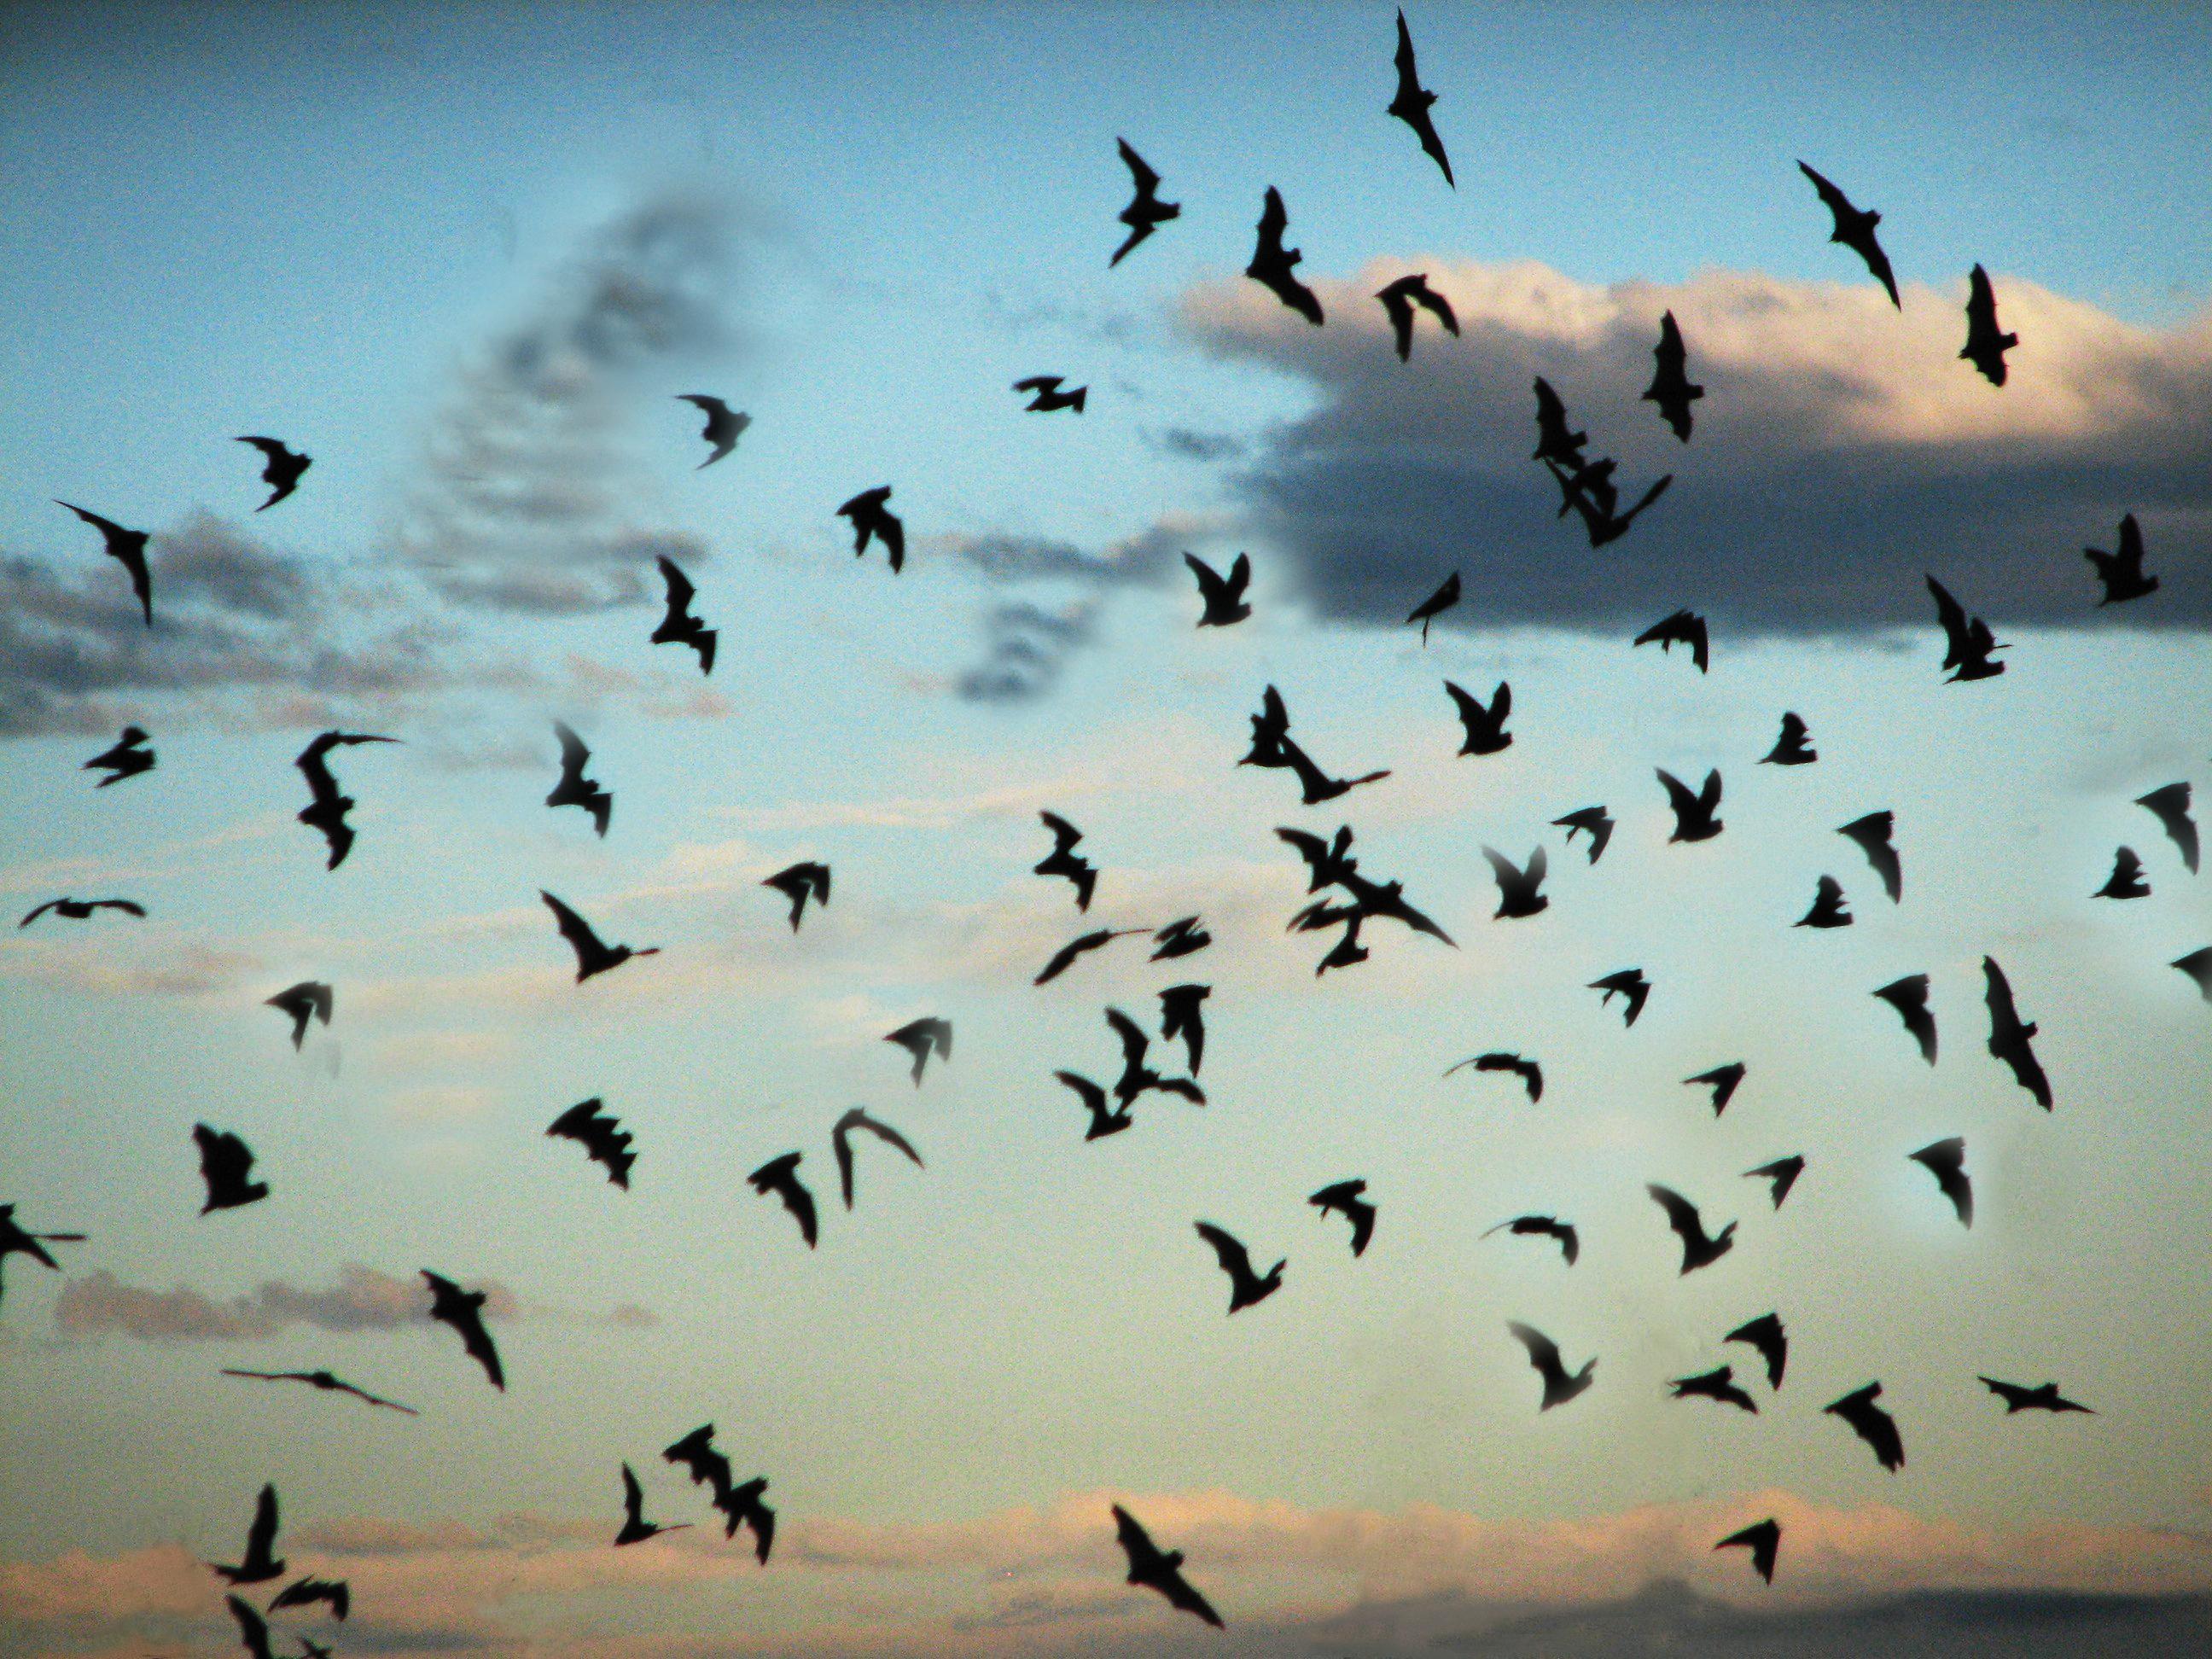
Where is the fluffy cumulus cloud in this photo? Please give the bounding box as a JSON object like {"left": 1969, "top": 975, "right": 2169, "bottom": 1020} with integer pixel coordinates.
{"left": 3, "top": 1489, "right": 2208, "bottom": 1659}
{"left": 1176, "top": 259, "right": 2212, "bottom": 637}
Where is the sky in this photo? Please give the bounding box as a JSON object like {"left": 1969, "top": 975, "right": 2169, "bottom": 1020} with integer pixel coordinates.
{"left": 3, "top": 3, "right": 2211, "bottom": 1656}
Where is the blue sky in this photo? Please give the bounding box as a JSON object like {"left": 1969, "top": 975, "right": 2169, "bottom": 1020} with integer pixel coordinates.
{"left": 3, "top": 4, "right": 2210, "bottom": 1656}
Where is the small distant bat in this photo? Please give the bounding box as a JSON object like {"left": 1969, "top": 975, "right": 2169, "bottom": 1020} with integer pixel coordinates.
{"left": 676, "top": 394, "right": 749, "bottom": 468}
{"left": 1959, "top": 265, "right": 2017, "bottom": 386}
{"left": 1245, "top": 187, "right": 1324, "bottom": 325}
{"left": 236, "top": 436, "right": 312, "bottom": 509}
{"left": 546, "top": 1097, "right": 636, "bottom": 1189}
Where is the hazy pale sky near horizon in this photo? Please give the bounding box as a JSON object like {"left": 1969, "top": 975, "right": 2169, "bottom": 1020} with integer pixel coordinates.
{"left": 3, "top": 3, "right": 2210, "bottom": 1656}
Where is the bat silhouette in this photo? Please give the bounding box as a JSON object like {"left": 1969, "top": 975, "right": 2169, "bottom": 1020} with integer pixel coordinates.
{"left": 294, "top": 731, "right": 399, "bottom": 871}
{"left": 18, "top": 897, "right": 145, "bottom": 927}
{"left": 1959, "top": 264, "right": 2017, "bottom": 386}
{"left": 1245, "top": 186, "right": 1323, "bottom": 325}
{"left": 1194, "top": 1220, "right": 1284, "bottom": 1313}
{"left": 195, "top": 1125, "right": 268, "bottom": 1214}
{"left": 1982, "top": 957, "right": 2051, "bottom": 1109}
{"left": 1105, "top": 1007, "right": 1205, "bottom": 1107}
{"left": 0, "top": 1205, "right": 82, "bottom": 1305}
{"left": 1035, "top": 927, "right": 1146, "bottom": 986}
{"left": 1715, "top": 1518, "right": 1780, "bottom": 1584}
{"left": 1445, "top": 679, "right": 1511, "bottom": 756}
{"left": 651, "top": 555, "right": 718, "bottom": 672}
{"left": 219, "top": 1368, "right": 418, "bottom": 1415}
{"left": 1112, "top": 1505, "right": 1223, "bottom": 1627}
{"left": 236, "top": 436, "right": 311, "bottom": 509}
{"left": 1482, "top": 846, "right": 1548, "bottom": 918}
{"left": 55, "top": 500, "right": 153, "bottom": 623}
{"left": 1553, "top": 806, "right": 1614, "bottom": 864}
{"left": 1242, "top": 683, "right": 1293, "bottom": 768}
{"left": 1151, "top": 915, "right": 1211, "bottom": 962}
{"left": 1657, "top": 768, "right": 1723, "bottom": 841}
{"left": 1446, "top": 1051, "right": 1543, "bottom": 1103}
{"left": 1184, "top": 552, "right": 1251, "bottom": 627}
{"left": 1634, "top": 609, "right": 1709, "bottom": 673}
{"left": 1837, "top": 810, "right": 1901, "bottom": 902}
{"left": 1278, "top": 736, "right": 1392, "bottom": 806}
{"left": 1531, "top": 376, "right": 1588, "bottom": 469}
{"left": 1646, "top": 1183, "right": 1735, "bottom": 1273}
{"left": 1668, "top": 1364, "right": 1758, "bottom": 1413}
{"left": 663, "top": 1423, "right": 775, "bottom": 1560}
{"left": 1761, "top": 712, "right": 1815, "bottom": 765}
{"left": 1874, "top": 973, "right": 1937, "bottom": 1064}
{"left": 1642, "top": 311, "right": 1703, "bottom": 440}
{"left": 542, "top": 891, "right": 659, "bottom": 982}
{"left": 747, "top": 1151, "right": 817, "bottom": 1247}
{"left": 1506, "top": 1321, "right": 1596, "bottom": 1410}
{"left": 1406, "top": 571, "right": 1459, "bottom": 643}
{"left": 1055, "top": 1069, "right": 1132, "bottom": 1140}
{"left": 2134, "top": 782, "right": 2197, "bottom": 873}
{"left": 880, "top": 1013, "right": 951, "bottom": 1092}
{"left": 1726, "top": 1312, "right": 1788, "bottom": 1388}
{"left": 1796, "top": 874, "right": 1853, "bottom": 928}
{"left": 1797, "top": 160, "right": 1900, "bottom": 306}
{"left": 2172, "top": 946, "right": 2212, "bottom": 1003}
{"left": 265, "top": 981, "right": 333, "bottom": 1051}
{"left": 83, "top": 725, "right": 154, "bottom": 786}
{"left": 837, "top": 485, "right": 905, "bottom": 573}
{"left": 832, "top": 1106, "right": 923, "bottom": 1209}
{"left": 1589, "top": 969, "right": 1650, "bottom": 1027}
{"left": 1978, "top": 1376, "right": 2093, "bottom": 1416}
{"left": 2095, "top": 845, "right": 2147, "bottom": 899}
{"left": 1551, "top": 458, "right": 1672, "bottom": 546}
{"left": 1926, "top": 575, "right": 2005, "bottom": 680}
{"left": 546, "top": 1097, "right": 636, "bottom": 1189}
{"left": 1387, "top": 8, "right": 1453, "bottom": 185}
{"left": 2084, "top": 513, "right": 2156, "bottom": 605}
{"left": 547, "top": 722, "right": 612, "bottom": 836}
{"left": 1277, "top": 824, "right": 1359, "bottom": 893}
{"left": 268, "top": 1577, "right": 349, "bottom": 1621}
{"left": 616, "top": 1461, "right": 692, "bottom": 1545}
{"left": 1825, "top": 1380, "right": 1904, "bottom": 1470}
{"left": 1013, "top": 374, "right": 1087, "bottom": 414}
{"left": 1743, "top": 1155, "right": 1805, "bottom": 1211}
{"left": 1159, "top": 983, "right": 1209, "bottom": 1075}
{"left": 1309, "top": 1179, "right": 1376, "bottom": 1256}
{"left": 1483, "top": 1214, "right": 1578, "bottom": 1265}
{"left": 211, "top": 1484, "right": 285, "bottom": 1584}
{"left": 422, "top": 1270, "right": 504, "bottom": 1388}
{"left": 676, "top": 394, "right": 748, "bottom": 468}
{"left": 1909, "top": 1135, "right": 1972, "bottom": 1226}
{"left": 761, "top": 861, "right": 830, "bottom": 930}
{"left": 1685, "top": 1062, "right": 1746, "bottom": 1116}
{"left": 1109, "top": 137, "right": 1179, "bottom": 266}
{"left": 1377, "top": 272, "right": 1458, "bottom": 361}
{"left": 226, "top": 1594, "right": 275, "bottom": 1659}
{"left": 1034, "top": 811, "right": 1099, "bottom": 911}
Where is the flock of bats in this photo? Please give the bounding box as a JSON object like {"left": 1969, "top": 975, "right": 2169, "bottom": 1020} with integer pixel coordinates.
{"left": 4, "top": 8, "right": 2205, "bottom": 1646}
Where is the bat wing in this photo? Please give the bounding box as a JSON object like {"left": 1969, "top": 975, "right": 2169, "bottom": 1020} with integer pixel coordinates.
{"left": 1116, "top": 138, "right": 1161, "bottom": 196}
{"left": 226, "top": 1595, "right": 274, "bottom": 1659}
{"left": 1644, "top": 1184, "right": 1701, "bottom": 1245}
{"left": 657, "top": 555, "right": 696, "bottom": 612}
{"left": 1105, "top": 1007, "right": 1150, "bottom": 1070}
{"left": 1193, "top": 1221, "right": 1251, "bottom": 1280}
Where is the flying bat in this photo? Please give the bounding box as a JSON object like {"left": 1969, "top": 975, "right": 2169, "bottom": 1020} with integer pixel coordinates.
{"left": 1715, "top": 1518, "right": 1780, "bottom": 1584}
{"left": 1406, "top": 571, "right": 1459, "bottom": 643}
{"left": 82, "top": 724, "right": 154, "bottom": 787}
{"left": 1447, "top": 1051, "right": 1542, "bottom": 1103}
{"left": 1245, "top": 186, "right": 1323, "bottom": 325}
{"left": 1112, "top": 1505, "right": 1223, "bottom": 1628}
{"left": 1685, "top": 1062, "right": 1746, "bottom": 1115}
{"left": 265, "top": 981, "right": 333, "bottom": 1051}
{"left": 837, "top": 485, "right": 905, "bottom": 573}
{"left": 1034, "top": 810, "right": 1099, "bottom": 911}
{"left": 1926, "top": 575, "right": 2005, "bottom": 680}
{"left": 1762, "top": 712, "right": 1815, "bottom": 765}
{"left": 1634, "top": 609, "right": 1708, "bottom": 673}
{"left": 1959, "top": 264, "right": 2017, "bottom": 386}
{"left": 651, "top": 555, "right": 718, "bottom": 672}
{"left": 1838, "top": 810, "right": 1901, "bottom": 902}
{"left": 1386, "top": 8, "right": 1454, "bottom": 185}
{"left": 268, "top": 1577, "right": 349, "bottom": 1621}
{"left": 1531, "top": 376, "right": 1587, "bottom": 469}
{"left": 2096, "top": 845, "right": 2148, "bottom": 899}
{"left": 1978, "top": 1376, "right": 2094, "bottom": 1416}
{"left": 2173, "top": 946, "right": 2212, "bottom": 1003}
{"left": 1035, "top": 927, "right": 1146, "bottom": 986}
{"left": 1194, "top": 1220, "right": 1284, "bottom": 1313}
{"left": 547, "top": 722, "right": 612, "bottom": 836}
{"left": 1506, "top": 1321, "right": 1596, "bottom": 1411}
{"left": 211, "top": 1484, "right": 285, "bottom": 1584}
{"left": 1553, "top": 805, "right": 1613, "bottom": 863}
{"left": 1825, "top": 1380, "right": 1905, "bottom": 1470}
{"left": 1276, "top": 824, "right": 1358, "bottom": 893}
{"left": 1013, "top": 374, "right": 1087, "bottom": 414}
{"left": 55, "top": 499, "right": 153, "bottom": 623}
{"left": 421, "top": 1271, "right": 504, "bottom": 1388}
{"left": 747, "top": 1151, "right": 817, "bottom": 1247}
{"left": 1909, "top": 1135, "right": 1972, "bottom": 1227}
{"left": 1725, "top": 1312, "right": 1788, "bottom": 1388}
{"left": 294, "top": 731, "right": 399, "bottom": 870}
{"left": 1483, "top": 1214, "right": 1577, "bottom": 1266}
{"left": 1158, "top": 982, "right": 1209, "bottom": 1075}
{"left": 1481, "top": 846, "right": 1548, "bottom": 919}
{"left": 1589, "top": 969, "right": 1650, "bottom": 1027}
{"left": 1054, "top": 1069, "right": 1132, "bottom": 1140}
{"left": 1797, "top": 874, "right": 1853, "bottom": 928}
{"left": 219, "top": 1368, "right": 418, "bottom": 1415}
{"left": 1309, "top": 1179, "right": 1376, "bottom": 1256}
{"left": 676, "top": 394, "right": 748, "bottom": 468}
{"left": 18, "top": 897, "right": 145, "bottom": 927}
{"left": 0, "top": 1205, "right": 83, "bottom": 1306}
{"left": 194, "top": 1124, "right": 269, "bottom": 1214}
{"left": 2135, "top": 782, "right": 2197, "bottom": 873}
{"left": 2084, "top": 513, "right": 2156, "bottom": 605}
{"left": 1151, "top": 915, "right": 1211, "bottom": 962}
{"left": 1743, "top": 1156, "right": 1805, "bottom": 1211}
{"left": 1445, "top": 679, "right": 1511, "bottom": 756}
{"left": 236, "top": 436, "right": 311, "bottom": 509}
{"left": 1982, "top": 957, "right": 2051, "bottom": 1109}
{"left": 1104, "top": 1006, "right": 1206, "bottom": 1107}
{"left": 1646, "top": 1183, "right": 1735, "bottom": 1273}
{"left": 832, "top": 1105, "right": 923, "bottom": 1209}
{"left": 1668, "top": 1364, "right": 1758, "bottom": 1413}
{"left": 1642, "top": 310, "right": 1703, "bottom": 440}
{"left": 1873, "top": 973, "right": 1937, "bottom": 1064}
{"left": 883, "top": 1016, "right": 952, "bottom": 1083}
{"left": 761, "top": 861, "right": 830, "bottom": 930}
{"left": 1657, "top": 767, "right": 1723, "bottom": 841}
{"left": 1377, "top": 272, "right": 1458, "bottom": 361}
{"left": 1109, "top": 137, "right": 1179, "bottom": 266}
{"left": 1277, "top": 736, "right": 1392, "bottom": 806}
{"left": 1552, "top": 459, "right": 1673, "bottom": 546}
{"left": 546, "top": 1097, "right": 636, "bottom": 1189}
{"left": 542, "top": 890, "right": 659, "bottom": 982}
{"left": 225, "top": 1595, "right": 276, "bottom": 1659}
{"left": 1797, "top": 160, "right": 1901, "bottom": 307}
{"left": 1184, "top": 551, "right": 1251, "bottom": 626}
{"left": 616, "top": 1461, "right": 693, "bottom": 1546}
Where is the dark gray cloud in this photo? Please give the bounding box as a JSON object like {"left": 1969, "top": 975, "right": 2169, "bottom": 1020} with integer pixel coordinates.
{"left": 1147, "top": 425, "right": 1249, "bottom": 463}
{"left": 395, "top": 189, "right": 744, "bottom": 615}
{"left": 957, "top": 600, "right": 1099, "bottom": 703}
{"left": 1179, "top": 261, "right": 2212, "bottom": 638}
